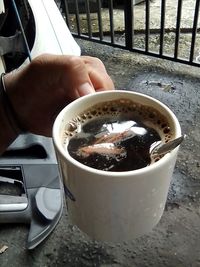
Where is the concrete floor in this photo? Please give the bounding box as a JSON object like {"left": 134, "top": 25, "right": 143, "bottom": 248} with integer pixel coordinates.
{"left": 1, "top": 39, "right": 200, "bottom": 266}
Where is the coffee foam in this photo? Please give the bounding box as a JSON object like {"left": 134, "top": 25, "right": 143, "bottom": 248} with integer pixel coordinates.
{"left": 63, "top": 98, "right": 174, "bottom": 164}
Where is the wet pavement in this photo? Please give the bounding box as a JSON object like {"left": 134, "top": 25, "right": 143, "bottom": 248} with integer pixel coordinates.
{"left": 1, "top": 40, "right": 200, "bottom": 267}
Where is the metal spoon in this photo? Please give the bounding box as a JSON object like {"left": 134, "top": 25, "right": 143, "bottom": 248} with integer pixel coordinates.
{"left": 150, "top": 134, "right": 186, "bottom": 156}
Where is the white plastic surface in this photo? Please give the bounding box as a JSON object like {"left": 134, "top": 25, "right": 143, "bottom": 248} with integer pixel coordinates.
{"left": 0, "top": 0, "right": 4, "bottom": 14}
{"left": 28, "top": 0, "right": 80, "bottom": 59}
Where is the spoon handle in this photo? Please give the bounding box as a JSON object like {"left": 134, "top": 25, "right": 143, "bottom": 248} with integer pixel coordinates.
{"left": 152, "top": 135, "right": 185, "bottom": 156}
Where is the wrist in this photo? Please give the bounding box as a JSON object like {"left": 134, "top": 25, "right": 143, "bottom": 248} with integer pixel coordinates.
{"left": 0, "top": 73, "right": 24, "bottom": 154}
{"left": 1, "top": 73, "right": 24, "bottom": 135}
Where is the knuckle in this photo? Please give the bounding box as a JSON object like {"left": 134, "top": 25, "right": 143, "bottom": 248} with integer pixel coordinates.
{"left": 68, "top": 56, "right": 84, "bottom": 68}
{"left": 90, "top": 56, "right": 104, "bottom": 66}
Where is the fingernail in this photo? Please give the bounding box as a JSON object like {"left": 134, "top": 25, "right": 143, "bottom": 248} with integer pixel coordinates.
{"left": 77, "top": 82, "right": 95, "bottom": 97}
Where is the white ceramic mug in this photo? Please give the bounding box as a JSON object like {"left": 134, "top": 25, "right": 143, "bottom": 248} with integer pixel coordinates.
{"left": 53, "top": 90, "right": 181, "bottom": 242}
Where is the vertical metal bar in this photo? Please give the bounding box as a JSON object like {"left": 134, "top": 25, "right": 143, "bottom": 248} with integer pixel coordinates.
{"left": 174, "top": 0, "right": 182, "bottom": 59}
{"left": 108, "top": 0, "right": 115, "bottom": 44}
{"left": 85, "top": 0, "right": 92, "bottom": 38}
{"left": 145, "top": 0, "right": 150, "bottom": 52}
{"left": 63, "top": 0, "right": 70, "bottom": 27}
{"left": 159, "top": 0, "right": 166, "bottom": 55}
{"left": 97, "top": 0, "right": 103, "bottom": 40}
{"left": 189, "top": 0, "right": 200, "bottom": 63}
{"left": 75, "top": 0, "right": 81, "bottom": 36}
{"left": 132, "top": 0, "right": 135, "bottom": 47}
{"left": 124, "top": 0, "right": 133, "bottom": 49}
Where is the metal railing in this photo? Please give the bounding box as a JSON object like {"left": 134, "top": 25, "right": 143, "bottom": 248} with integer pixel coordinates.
{"left": 57, "top": 0, "right": 200, "bottom": 67}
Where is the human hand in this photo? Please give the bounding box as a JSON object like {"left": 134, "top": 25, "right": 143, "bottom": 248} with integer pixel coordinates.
{"left": 4, "top": 53, "right": 114, "bottom": 136}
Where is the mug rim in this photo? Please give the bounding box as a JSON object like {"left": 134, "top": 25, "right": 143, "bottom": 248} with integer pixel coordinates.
{"left": 52, "top": 90, "right": 182, "bottom": 177}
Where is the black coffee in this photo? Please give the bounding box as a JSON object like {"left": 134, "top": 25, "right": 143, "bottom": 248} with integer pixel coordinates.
{"left": 63, "top": 99, "right": 173, "bottom": 172}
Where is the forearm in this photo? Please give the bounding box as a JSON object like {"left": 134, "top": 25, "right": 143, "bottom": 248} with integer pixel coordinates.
{"left": 0, "top": 74, "right": 20, "bottom": 155}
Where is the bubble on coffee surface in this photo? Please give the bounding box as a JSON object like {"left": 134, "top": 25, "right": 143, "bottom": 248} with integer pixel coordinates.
{"left": 63, "top": 99, "right": 174, "bottom": 171}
